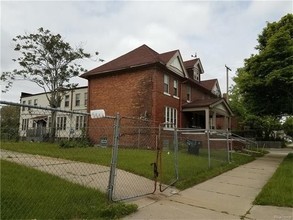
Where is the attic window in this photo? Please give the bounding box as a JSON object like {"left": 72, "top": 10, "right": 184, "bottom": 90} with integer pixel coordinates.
{"left": 193, "top": 67, "right": 199, "bottom": 81}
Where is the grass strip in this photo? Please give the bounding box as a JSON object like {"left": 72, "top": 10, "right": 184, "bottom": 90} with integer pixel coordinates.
{"left": 1, "top": 141, "right": 254, "bottom": 190}
{"left": 254, "top": 153, "right": 293, "bottom": 207}
{"left": 1, "top": 159, "right": 137, "bottom": 219}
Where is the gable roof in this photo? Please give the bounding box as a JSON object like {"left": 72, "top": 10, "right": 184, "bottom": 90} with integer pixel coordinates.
{"left": 81, "top": 44, "right": 161, "bottom": 78}
{"left": 182, "top": 98, "right": 222, "bottom": 108}
{"left": 200, "top": 79, "right": 218, "bottom": 91}
{"left": 200, "top": 79, "right": 222, "bottom": 97}
{"left": 183, "top": 59, "right": 199, "bottom": 69}
{"left": 182, "top": 98, "right": 233, "bottom": 116}
{"left": 183, "top": 58, "right": 204, "bottom": 73}
{"left": 159, "top": 50, "right": 178, "bottom": 63}
{"left": 81, "top": 44, "right": 190, "bottom": 79}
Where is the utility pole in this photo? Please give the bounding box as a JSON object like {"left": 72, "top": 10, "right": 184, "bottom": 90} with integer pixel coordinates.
{"left": 225, "top": 65, "right": 232, "bottom": 102}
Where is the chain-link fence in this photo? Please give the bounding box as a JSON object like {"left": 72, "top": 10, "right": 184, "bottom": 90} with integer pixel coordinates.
{"left": 178, "top": 129, "right": 230, "bottom": 168}
{"left": 1, "top": 101, "right": 116, "bottom": 219}
{"left": 0, "top": 101, "right": 178, "bottom": 207}
{"left": 1, "top": 100, "right": 239, "bottom": 218}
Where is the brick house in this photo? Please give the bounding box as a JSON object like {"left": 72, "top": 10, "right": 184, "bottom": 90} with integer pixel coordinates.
{"left": 81, "top": 44, "right": 233, "bottom": 145}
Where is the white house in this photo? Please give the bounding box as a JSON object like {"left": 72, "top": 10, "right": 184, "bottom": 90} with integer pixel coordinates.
{"left": 19, "top": 86, "right": 88, "bottom": 141}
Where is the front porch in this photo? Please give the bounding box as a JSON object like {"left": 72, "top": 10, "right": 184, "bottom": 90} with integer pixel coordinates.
{"left": 181, "top": 98, "right": 233, "bottom": 131}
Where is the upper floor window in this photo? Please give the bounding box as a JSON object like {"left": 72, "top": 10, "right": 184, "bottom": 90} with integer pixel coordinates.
{"left": 84, "top": 93, "right": 88, "bottom": 106}
{"left": 65, "top": 95, "right": 70, "bottom": 108}
{"left": 34, "top": 99, "right": 38, "bottom": 106}
{"left": 22, "top": 101, "right": 26, "bottom": 111}
{"left": 164, "top": 74, "right": 170, "bottom": 94}
{"left": 173, "top": 80, "right": 178, "bottom": 97}
{"left": 164, "top": 107, "right": 177, "bottom": 129}
{"left": 187, "top": 85, "right": 191, "bottom": 102}
{"left": 75, "top": 93, "right": 80, "bottom": 107}
{"left": 28, "top": 100, "right": 32, "bottom": 110}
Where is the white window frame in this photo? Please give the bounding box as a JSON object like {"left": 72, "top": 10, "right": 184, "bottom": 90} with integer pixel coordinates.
{"left": 173, "top": 79, "right": 179, "bottom": 98}
{"left": 75, "top": 115, "right": 86, "bottom": 130}
{"left": 84, "top": 93, "right": 88, "bottom": 107}
{"left": 193, "top": 67, "right": 200, "bottom": 81}
{"left": 164, "top": 107, "right": 177, "bottom": 129}
{"left": 57, "top": 116, "right": 67, "bottom": 131}
{"left": 164, "top": 74, "right": 170, "bottom": 95}
{"left": 22, "top": 101, "right": 26, "bottom": 111}
{"left": 28, "top": 100, "right": 32, "bottom": 110}
{"left": 75, "top": 93, "right": 81, "bottom": 107}
{"left": 21, "top": 118, "right": 29, "bottom": 130}
{"left": 65, "top": 95, "right": 70, "bottom": 108}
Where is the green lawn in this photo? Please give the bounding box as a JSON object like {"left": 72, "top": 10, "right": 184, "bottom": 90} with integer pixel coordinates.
{"left": 0, "top": 159, "right": 137, "bottom": 219}
{"left": 254, "top": 153, "right": 293, "bottom": 207}
{"left": 1, "top": 141, "right": 254, "bottom": 189}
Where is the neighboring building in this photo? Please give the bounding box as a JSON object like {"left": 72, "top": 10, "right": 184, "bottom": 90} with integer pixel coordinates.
{"left": 19, "top": 86, "right": 88, "bottom": 141}
{"left": 81, "top": 44, "right": 233, "bottom": 144}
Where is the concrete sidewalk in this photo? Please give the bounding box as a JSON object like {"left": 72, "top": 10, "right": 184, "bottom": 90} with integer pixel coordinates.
{"left": 125, "top": 149, "right": 293, "bottom": 220}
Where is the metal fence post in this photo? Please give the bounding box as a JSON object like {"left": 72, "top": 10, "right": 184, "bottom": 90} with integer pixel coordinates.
{"left": 107, "top": 112, "right": 120, "bottom": 201}
{"left": 207, "top": 129, "right": 211, "bottom": 168}
{"left": 174, "top": 127, "right": 179, "bottom": 180}
{"left": 226, "top": 129, "right": 230, "bottom": 163}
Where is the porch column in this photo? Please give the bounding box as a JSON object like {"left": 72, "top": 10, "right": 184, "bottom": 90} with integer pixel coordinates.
{"left": 212, "top": 111, "right": 216, "bottom": 130}
{"left": 205, "top": 108, "right": 210, "bottom": 130}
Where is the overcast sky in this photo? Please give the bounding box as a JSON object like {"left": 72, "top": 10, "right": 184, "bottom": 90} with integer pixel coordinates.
{"left": 1, "top": 0, "right": 292, "bottom": 103}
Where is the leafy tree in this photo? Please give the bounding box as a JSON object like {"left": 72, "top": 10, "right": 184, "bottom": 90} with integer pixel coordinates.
{"left": 234, "top": 14, "right": 293, "bottom": 116}
{"left": 229, "top": 84, "right": 248, "bottom": 118}
{"left": 1, "top": 28, "right": 94, "bottom": 141}
{"left": 0, "top": 105, "right": 20, "bottom": 140}
{"left": 242, "top": 115, "right": 281, "bottom": 140}
{"left": 283, "top": 117, "right": 293, "bottom": 137}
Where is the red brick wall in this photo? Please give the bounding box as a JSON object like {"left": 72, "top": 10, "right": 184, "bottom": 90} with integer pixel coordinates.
{"left": 88, "top": 68, "right": 153, "bottom": 117}
{"left": 151, "top": 69, "right": 181, "bottom": 126}
{"left": 87, "top": 68, "right": 154, "bottom": 144}
{"left": 86, "top": 65, "right": 221, "bottom": 145}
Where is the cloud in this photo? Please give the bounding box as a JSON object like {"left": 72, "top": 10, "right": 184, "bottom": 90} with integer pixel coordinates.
{"left": 1, "top": 0, "right": 292, "bottom": 102}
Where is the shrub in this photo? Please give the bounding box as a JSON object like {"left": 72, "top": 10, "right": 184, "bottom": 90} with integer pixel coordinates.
{"left": 59, "top": 138, "right": 93, "bottom": 148}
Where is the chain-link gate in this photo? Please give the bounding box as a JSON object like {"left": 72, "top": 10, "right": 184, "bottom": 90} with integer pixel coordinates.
{"left": 107, "top": 117, "right": 179, "bottom": 201}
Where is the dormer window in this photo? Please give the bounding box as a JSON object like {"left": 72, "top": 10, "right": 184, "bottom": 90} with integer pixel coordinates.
{"left": 193, "top": 66, "right": 200, "bottom": 81}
